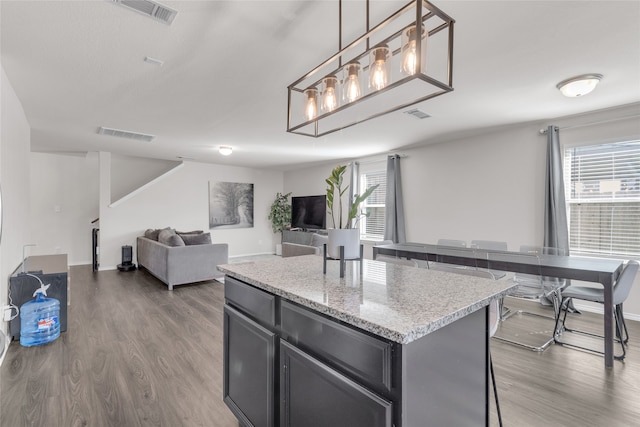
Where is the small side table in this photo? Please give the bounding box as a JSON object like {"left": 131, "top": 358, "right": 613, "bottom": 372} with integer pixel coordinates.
{"left": 323, "top": 244, "right": 364, "bottom": 278}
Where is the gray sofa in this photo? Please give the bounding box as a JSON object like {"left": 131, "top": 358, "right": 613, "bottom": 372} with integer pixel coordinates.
{"left": 137, "top": 229, "right": 228, "bottom": 290}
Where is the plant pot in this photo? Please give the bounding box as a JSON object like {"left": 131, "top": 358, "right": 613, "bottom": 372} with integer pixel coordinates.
{"left": 327, "top": 228, "right": 360, "bottom": 259}
{"left": 275, "top": 243, "right": 282, "bottom": 256}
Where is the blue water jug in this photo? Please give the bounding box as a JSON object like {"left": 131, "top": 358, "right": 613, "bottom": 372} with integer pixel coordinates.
{"left": 20, "top": 283, "right": 60, "bottom": 347}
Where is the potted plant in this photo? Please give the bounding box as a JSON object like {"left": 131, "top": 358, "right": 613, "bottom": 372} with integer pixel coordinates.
{"left": 325, "top": 165, "right": 379, "bottom": 259}
{"left": 268, "top": 192, "right": 292, "bottom": 255}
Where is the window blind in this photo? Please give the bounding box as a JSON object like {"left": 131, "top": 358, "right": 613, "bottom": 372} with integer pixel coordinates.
{"left": 564, "top": 140, "right": 640, "bottom": 257}
{"left": 360, "top": 170, "right": 386, "bottom": 239}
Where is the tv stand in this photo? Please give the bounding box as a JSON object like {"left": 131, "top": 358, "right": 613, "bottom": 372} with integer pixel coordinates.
{"left": 283, "top": 229, "right": 325, "bottom": 245}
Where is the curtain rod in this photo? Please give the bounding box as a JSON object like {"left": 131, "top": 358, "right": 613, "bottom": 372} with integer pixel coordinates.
{"left": 539, "top": 113, "right": 640, "bottom": 134}
{"left": 351, "top": 153, "right": 408, "bottom": 165}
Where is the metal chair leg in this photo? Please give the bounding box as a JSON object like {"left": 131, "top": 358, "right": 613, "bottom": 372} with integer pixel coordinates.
{"left": 554, "top": 297, "right": 627, "bottom": 361}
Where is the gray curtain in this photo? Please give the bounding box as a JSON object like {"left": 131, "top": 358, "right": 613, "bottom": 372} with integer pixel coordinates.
{"left": 384, "top": 155, "right": 406, "bottom": 243}
{"left": 349, "top": 162, "right": 359, "bottom": 228}
{"left": 543, "top": 125, "right": 571, "bottom": 305}
{"left": 543, "top": 125, "right": 569, "bottom": 252}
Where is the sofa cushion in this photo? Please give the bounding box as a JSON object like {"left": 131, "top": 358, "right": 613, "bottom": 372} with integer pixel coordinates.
{"left": 177, "top": 230, "right": 204, "bottom": 235}
{"left": 158, "top": 229, "right": 185, "bottom": 247}
{"left": 145, "top": 227, "right": 173, "bottom": 241}
{"left": 144, "top": 228, "right": 161, "bottom": 241}
{"left": 180, "top": 232, "right": 212, "bottom": 246}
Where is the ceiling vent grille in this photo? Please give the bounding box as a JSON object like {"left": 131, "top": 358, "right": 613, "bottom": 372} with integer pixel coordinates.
{"left": 97, "top": 127, "right": 155, "bottom": 142}
{"left": 111, "top": 0, "right": 178, "bottom": 25}
{"left": 404, "top": 109, "right": 431, "bottom": 119}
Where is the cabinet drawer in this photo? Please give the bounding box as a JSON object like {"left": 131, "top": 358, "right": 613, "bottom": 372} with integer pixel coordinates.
{"left": 280, "top": 340, "right": 393, "bottom": 427}
{"left": 281, "top": 300, "right": 393, "bottom": 394}
{"left": 225, "top": 276, "right": 276, "bottom": 328}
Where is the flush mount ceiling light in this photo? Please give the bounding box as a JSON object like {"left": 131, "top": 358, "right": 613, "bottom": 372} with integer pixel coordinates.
{"left": 287, "top": 0, "right": 455, "bottom": 138}
{"left": 556, "top": 74, "right": 603, "bottom": 97}
{"left": 219, "top": 146, "right": 233, "bottom": 156}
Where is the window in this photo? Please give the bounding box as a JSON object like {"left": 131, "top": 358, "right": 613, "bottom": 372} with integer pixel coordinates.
{"left": 563, "top": 140, "right": 640, "bottom": 258}
{"left": 359, "top": 166, "right": 386, "bottom": 240}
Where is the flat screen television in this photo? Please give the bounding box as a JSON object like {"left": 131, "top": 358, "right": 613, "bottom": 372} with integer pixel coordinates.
{"left": 291, "top": 195, "right": 326, "bottom": 230}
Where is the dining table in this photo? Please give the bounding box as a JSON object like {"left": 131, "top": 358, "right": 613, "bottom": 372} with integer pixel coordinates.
{"left": 373, "top": 242, "right": 626, "bottom": 367}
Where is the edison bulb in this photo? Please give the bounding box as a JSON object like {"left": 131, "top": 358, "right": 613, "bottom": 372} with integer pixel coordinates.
{"left": 343, "top": 62, "right": 361, "bottom": 103}
{"left": 402, "top": 40, "right": 418, "bottom": 75}
{"left": 304, "top": 88, "right": 318, "bottom": 121}
{"left": 401, "top": 25, "right": 426, "bottom": 76}
{"left": 369, "top": 46, "right": 390, "bottom": 91}
{"left": 322, "top": 76, "right": 339, "bottom": 112}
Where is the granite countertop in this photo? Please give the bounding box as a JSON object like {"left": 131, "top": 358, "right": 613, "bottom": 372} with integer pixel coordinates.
{"left": 218, "top": 255, "right": 516, "bottom": 345}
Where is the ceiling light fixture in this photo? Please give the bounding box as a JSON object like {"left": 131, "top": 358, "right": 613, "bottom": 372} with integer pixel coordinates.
{"left": 556, "top": 74, "right": 603, "bottom": 97}
{"left": 219, "top": 146, "right": 233, "bottom": 156}
{"left": 287, "top": 0, "right": 455, "bottom": 138}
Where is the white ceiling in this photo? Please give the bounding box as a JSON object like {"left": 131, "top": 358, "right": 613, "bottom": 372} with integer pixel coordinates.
{"left": 2, "top": 0, "right": 639, "bottom": 170}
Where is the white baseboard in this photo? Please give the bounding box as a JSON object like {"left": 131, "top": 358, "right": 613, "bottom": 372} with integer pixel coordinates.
{"left": 229, "top": 252, "right": 276, "bottom": 259}
{"left": 573, "top": 303, "right": 640, "bottom": 323}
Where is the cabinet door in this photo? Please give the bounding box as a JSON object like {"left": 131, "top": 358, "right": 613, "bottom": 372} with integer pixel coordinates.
{"left": 224, "top": 305, "right": 276, "bottom": 427}
{"left": 280, "top": 341, "right": 392, "bottom": 427}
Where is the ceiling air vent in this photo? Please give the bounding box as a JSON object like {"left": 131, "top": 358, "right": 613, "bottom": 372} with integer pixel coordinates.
{"left": 111, "top": 0, "right": 178, "bottom": 25}
{"left": 97, "top": 127, "right": 155, "bottom": 142}
{"left": 404, "top": 109, "right": 431, "bottom": 120}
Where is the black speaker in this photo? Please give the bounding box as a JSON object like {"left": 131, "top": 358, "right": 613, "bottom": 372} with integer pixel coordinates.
{"left": 118, "top": 245, "right": 136, "bottom": 271}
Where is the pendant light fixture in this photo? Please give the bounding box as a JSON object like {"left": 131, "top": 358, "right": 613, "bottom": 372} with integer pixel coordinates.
{"left": 287, "top": 0, "right": 455, "bottom": 138}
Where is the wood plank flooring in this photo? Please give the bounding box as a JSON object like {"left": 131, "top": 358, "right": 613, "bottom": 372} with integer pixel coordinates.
{"left": 1, "top": 264, "right": 639, "bottom": 426}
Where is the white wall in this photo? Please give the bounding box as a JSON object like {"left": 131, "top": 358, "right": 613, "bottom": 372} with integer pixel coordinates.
{"left": 283, "top": 103, "right": 640, "bottom": 318}
{"left": 98, "top": 154, "right": 284, "bottom": 269}
{"left": 30, "top": 152, "right": 99, "bottom": 265}
{"left": 0, "top": 66, "right": 32, "bottom": 336}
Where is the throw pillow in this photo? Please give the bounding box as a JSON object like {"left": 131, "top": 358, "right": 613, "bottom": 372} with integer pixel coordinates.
{"left": 180, "top": 232, "right": 212, "bottom": 245}
{"left": 177, "top": 230, "right": 204, "bottom": 235}
{"left": 144, "top": 228, "right": 161, "bottom": 241}
{"left": 145, "top": 227, "right": 172, "bottom": 241}
{"left": 158, "top": 229, "right": 185, "bottom": 247}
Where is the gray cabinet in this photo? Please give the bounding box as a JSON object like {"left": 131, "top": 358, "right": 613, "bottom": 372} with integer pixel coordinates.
{"left": 224, "top": 276, "right": 392, "bottom": 427}
{"left": 223, "top": 305, "right": 276, "bottom": 427}
{"left": 223, "top": 274, "right": 489, "bottom": 426}
{"left": 280, "top": 340, "right": 393, "bottom": 427}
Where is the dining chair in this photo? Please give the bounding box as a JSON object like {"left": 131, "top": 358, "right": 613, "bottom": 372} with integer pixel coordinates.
{"left": 488, "top": 250, "right": 559, "bottom": 352}
{"left": 437, "top": 239, "right": 467, "bottom": 248}
{"left": 375, "top": 254, "right": 419, "bottom": 267}
{"left": 470, "top": 240, "right": 508, "bottom": 279}
{"left": 436, "top": 267, "right": 503, "bottom": 427}
{"left": 553, "top": 260, "right": 638, "bottom": 361}
{"left": 430, "top": 245, "right": 474, "bottom": 272}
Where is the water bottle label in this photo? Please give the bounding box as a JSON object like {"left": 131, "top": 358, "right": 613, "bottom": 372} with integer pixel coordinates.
{"left": 37, "top": 316, "right": 59, "bottom": 331}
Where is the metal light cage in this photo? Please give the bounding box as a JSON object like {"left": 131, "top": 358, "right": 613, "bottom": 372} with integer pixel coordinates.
{"left": 286, "top": 0, "right": 454, "bottom": 138}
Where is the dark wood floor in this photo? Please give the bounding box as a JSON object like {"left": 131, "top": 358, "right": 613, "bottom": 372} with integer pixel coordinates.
{"left": 1, "top": 264, "right": 639, "bottom": 426}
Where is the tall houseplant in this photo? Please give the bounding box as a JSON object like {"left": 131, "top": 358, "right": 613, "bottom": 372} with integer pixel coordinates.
{"left": 325, "top": 165, "right": 378, "bottom": 259}
{"left": 268, "top": 192, "right": 291, "bottom": 255}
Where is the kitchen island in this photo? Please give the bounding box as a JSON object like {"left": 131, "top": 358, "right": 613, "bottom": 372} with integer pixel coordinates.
{"left": 218, "top": 255, "right": 515, "bottom": 427}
